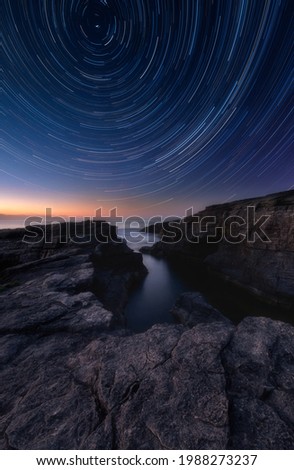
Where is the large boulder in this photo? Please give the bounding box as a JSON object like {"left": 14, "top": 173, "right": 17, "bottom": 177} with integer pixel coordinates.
{"left": 0, "top": 258, "right": 113, "bottom": 335}
{"left": 222, "top": 316, "right": 294, "bottom": 449}
{"left": 171, "top": 292, "right": 232, "bottom": 327}
{"left": 92, "top": 241, "right": 148, "bottom": 317}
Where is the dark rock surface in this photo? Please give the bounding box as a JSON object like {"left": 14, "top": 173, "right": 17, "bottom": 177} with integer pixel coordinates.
{"left": 0, "top": 256, "right": 113, "bottom": 335}
{"left": 92, "top": 241, "right": 148, "bottom": 318}
{"left": 75, "top": 322, "right": 233, "bottom": 450}
{"left": 0, "top": 223, "right": 147, "bottom": 320}
{"left": 222, "top": 316, "right": 294, "bottom": 449}
{"left": 0, "top": 221, "right": 117, "bottom": 271}
{"left": 140, "top": 219, "right": 181, "bottom": 235}
{"left": 142, "top": 190, "right": 294, "bottom": 308}
{"left": 1, "top": 288, "right": 294, "bottom": 449}
{"left": 0, "top": 222, "right": 149, "bottom": 449}
{"left": 171, "top": 292, "right": 232, "bottom": 327}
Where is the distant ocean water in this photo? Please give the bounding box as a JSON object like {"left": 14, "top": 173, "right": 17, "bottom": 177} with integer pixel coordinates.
{"left": 0, "top": 219, "right": 147, "bottom": 232}
{"left": 0, "top": 219, "right": 27, "bottom": 230}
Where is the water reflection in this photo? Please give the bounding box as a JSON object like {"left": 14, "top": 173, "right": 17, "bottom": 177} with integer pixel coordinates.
{"left": 119, "top": 229, "right": 293, "bottom": 332}
{"left": 124, "top": 254, "right": 189, "bottom": 331}
{"left": 119, "top": 229, "right": 190, "bottom": 331}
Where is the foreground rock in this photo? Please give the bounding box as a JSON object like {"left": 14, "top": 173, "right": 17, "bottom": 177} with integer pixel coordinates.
{"left": 1, "top": 288, "right": 294, "bottom": 449}
{"left": 222, "top": 317, "right": 294, "bottom": 449}
{"left": 74, "top": 321, "right": 232, "bottom": 450}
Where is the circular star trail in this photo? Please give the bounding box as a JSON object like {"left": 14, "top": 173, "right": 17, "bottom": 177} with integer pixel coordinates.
{"left": 2, "top": 0, "right": 294, "bottom": 212}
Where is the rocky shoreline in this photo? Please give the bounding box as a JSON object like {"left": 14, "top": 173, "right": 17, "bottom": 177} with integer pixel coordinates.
{"left": 141, "top": 190, "right": 294, "bottom": 310}
{"left": 0, "top": 192, "right": 293, "bottom": 450}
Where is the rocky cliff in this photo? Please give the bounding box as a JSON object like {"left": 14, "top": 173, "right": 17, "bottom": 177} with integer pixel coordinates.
{"left": 142, "top": 190, "right": 294, "bottom": 309}
{"left": 0, "top": 222, "right": 147, "bottom": 320}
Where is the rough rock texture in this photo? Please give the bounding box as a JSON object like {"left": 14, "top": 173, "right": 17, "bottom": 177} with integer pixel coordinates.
{"left": 222, "top": 317, "right": 294, "bottom": 449}
{"left": 0, "top": 332, "right": 101, "bottom": 449}
{"left": 73, "top": 322, "right": 233, "bottom": 450}
{"left": 1, "top": 288, "right": 294, "bottom": 450}
{"left": 0, "top": 221, "right": 117, "bottom": 271}
{"left": 0, "top": 255, "right": 113, "bottom": 335}
{"left": 0, "top": 224, "right": 147, "bottom": 318}
{"left": 92, "top": 241, "right": 148, "bottom": 317}
{"left": 202, "top": 191, "right": 294, "bottom": 306}
{"left": 143, "top": 190, "right": 294, "bottom": 308}
{"left": 171, "top": 292, "right": 232, "bottom": 327}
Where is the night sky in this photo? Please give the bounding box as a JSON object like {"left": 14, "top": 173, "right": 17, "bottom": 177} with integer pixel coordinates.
{"left": 2, "top": 0, "right": 293, "bottom": 218}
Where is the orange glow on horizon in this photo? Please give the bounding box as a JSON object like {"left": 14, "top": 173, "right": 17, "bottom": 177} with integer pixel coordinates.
{"left": 1, "top": 191, "right": 205, "bottom": 220}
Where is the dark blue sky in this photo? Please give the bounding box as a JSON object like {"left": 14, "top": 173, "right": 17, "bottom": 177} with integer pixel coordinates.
{"left": 2, "top": 0, "right": 293, "bottom": 217}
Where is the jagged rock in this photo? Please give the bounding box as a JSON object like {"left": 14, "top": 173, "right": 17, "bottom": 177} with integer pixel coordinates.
{"left": 1, "top": 322, "right": 234, "bottom": 450}
{"left": 0, "top": 333, "right": 101, "bottom": 450}
{"left": 228, "top": 398, "right": 294, "bottom": 450}
{"left": 140, "top": 244, "right": 164, "bottom": 257}
{"left": 92, "top": 241, "right": 148, "bottom": 317}
{"left": 222, "top": 316, "right": 294, "bottom": 449}
{"left": 171, "top": 292, "right": 232, "bottom": 327}
{"left": 143, "top": 190, "right": 294, "bottom": 308}
{"left": 0, "top": 263, "right": 113, "bottom": 334}
{"left": 0, "top": 221, "right": 117, "bottom": 271}
{"left": 0, "top": 226, "right": 148, "bottom": 323}
{"left": 93, "top": 239, "right": 145, "bottom": 269}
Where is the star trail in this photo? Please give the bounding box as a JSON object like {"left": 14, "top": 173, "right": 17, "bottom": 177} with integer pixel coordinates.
{"left": 2, "top": 0, "right": 293, "bottom": 217}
